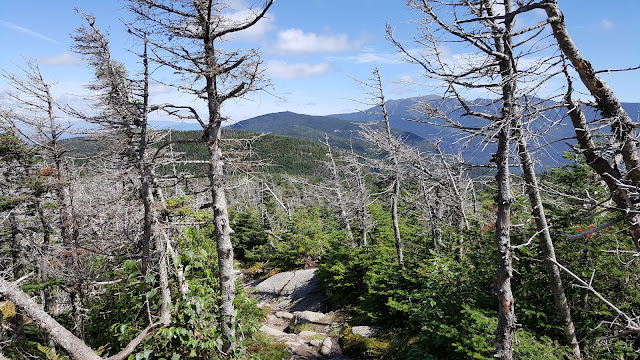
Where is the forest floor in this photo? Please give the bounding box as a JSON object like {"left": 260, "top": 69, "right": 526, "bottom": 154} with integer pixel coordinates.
{"left": 246, "top": 268, "right": 352, "bottom": 359}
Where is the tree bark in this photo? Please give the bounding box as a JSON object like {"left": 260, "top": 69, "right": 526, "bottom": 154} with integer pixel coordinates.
{"left": 0, "top": 278, "right": 100, "bottom": 360}
{"left": 203, "top": 18, "right": 237, "bottom": 347}
{"left": 324, "top": 134, "right": 354, "bottom": 244}
{"left": 562, "top": 72, "right": 640, "bottom": 250}
{"left": 493, "top": 125, "right": 516, "bottom": 360}
{"left": 491, "top": 1, "right": 517, "bottom": 357}
{"left": 515, "top": 133, "right": 582, "bottom": 359}
{"left": 206, "top": 127, "right": 237, "bottom": 353}
{"left": 0, "top": 278, "right": 159, "bottom": 360}
{"left": 8, "top": 212, "right": 25, "bottom": 343}
{"left": 375, "top": 68, "right": 405, "bottom": 269}
{"left": 545, "top": 0, "right": 640, "bottom": 250}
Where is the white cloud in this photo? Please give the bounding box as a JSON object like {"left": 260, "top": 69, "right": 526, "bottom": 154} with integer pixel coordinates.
{"left": 225, "top": 0, "right": 248, "bottom": 11}
{"left": 351, "top": 50, "right": 399, "bottom": 64}
{"left": 36, "top": 53, "right": 83, "bottom": 66}
{"left": 275, "top": 28, "right": 357, "bottom": 54}
{"left": 397, "top": 75, "right": 415, "bottom": 83}
{"left": 149, "top": 82, "right": 172, "bottom": 95}
{"left": 0, "top": 20, "right": 58, "bottom": 44}
{"left": 225, "top": 10, "right": 276, "bottom": 41}
{"left": 266, "top": 60, "right": 330, "bottom": 79}
{"left": 599, "top": 19, "right": 614, "bottom": 30}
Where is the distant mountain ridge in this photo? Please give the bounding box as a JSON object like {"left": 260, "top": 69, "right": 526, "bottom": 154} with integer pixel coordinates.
{"left": 226, "top": 111, "right": 435, "bottom": 154}
{"left": 330, "top": 95, "right": 640, "bottom": 167}
{"left": 176, "top": 95, "right": 640, "bottom": 167}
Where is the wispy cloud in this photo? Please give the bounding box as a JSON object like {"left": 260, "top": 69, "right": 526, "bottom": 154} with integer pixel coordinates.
{"left": 0, "top": 20, "right": 58, "bottom": 44}
{"left": 599, "top": 19, "right": 614, "bottom": 30}
{"left": 266, "top": 60, "right": 330, "bottom": 78}
{"left": 36, "top": 53, "right": 83, "bottom": 66}
{"left": 225, "top": 10, "right": 276, "bottom": 41}
{"left": 274, "top": 28, "right": 359, "bottom": 54}
{"left": 349, "top": 49, "right": 400, "bottom": 64}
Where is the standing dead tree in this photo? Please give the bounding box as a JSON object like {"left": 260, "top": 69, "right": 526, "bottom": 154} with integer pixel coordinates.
{"left": 0, "top": 276, "right": 158, "bottom": 360}
{"left": 321, "top": 134, "right": 355, "bottom": 244}
{"left": 357, "top": 68, "right": 407, "bottom": 269}
{"left": 389, "top": 0, "right": 581, "bottom": 358}
{"left": 539, "top": 0, "right": 640, "bottom": 252}
{"left": 70, "top": 11, "right": 173, "bottom": 326}
{"left": 127, "top": 0, "right": 274, "bottom": 353}
{"left": 0, "top": 60, "right": 89, "bottom": 345}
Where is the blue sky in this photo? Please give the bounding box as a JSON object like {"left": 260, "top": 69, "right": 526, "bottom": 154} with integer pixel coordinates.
{"left": 1, "top": 1, "right": 639, "bottom": 124}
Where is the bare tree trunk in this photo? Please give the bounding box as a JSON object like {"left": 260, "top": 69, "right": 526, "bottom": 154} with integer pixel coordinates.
{"left": 206, "top": 121, "right": 236, "bottom": 353}
{"left": 35, "top": 200, "right": 56, "bottom": 350}
{"left": 545, "top": 2, "right": 640, "bottom": 250}
{"left": 154, "top": 183, "right": 189, "bottom": 302}
{"left": 515, "top": 134, "right": 582, "bottom": 359}
{"left": 0, "top": 278, "right": 101, "bottom": 360}
{"left": 545, "top": 1, "right": 640, "bottom": 183}
{"left": 374, "top": 68, "right": 405, "bottom": 269}
{"left": 147, "top": 184, "right": 172, "bottom": 325}
{"left": 437, "top": 144, "right": 469, "bottom": 231}
{"left": 390, "top": 178, "right": 404, "bottom": 269}
{"left": 126, "top": 1, "right": 275, "bottom": 352}
{"left": 323, "top": 134, "right": 354, "bottom": 244}
{"left": 8, "top": 212, "right": 25, "bottom": 343}
{"left": 0, "top": 278, "right": 158, "bottom": 360}
{"left": 348, "top": 140, "right": 371, "bottom": 247}
{"left": 493, "top": 125, "right": 516, "bottom": 360}
{"left": 492, "top": 1, "right": 517, "bottom": 357}
{"left": 154, "top": 226, "right": 172, "bottom": 325}
{"left": 566, "top": 89, "right": 640, "bottom": 247}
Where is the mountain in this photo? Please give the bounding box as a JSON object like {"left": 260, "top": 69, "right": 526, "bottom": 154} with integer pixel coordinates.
{"left": 226, "top": 111, "right": 435, "bottom": 154}
{"left": 330, "top": 95, "right": 640, "bottom": 167}
{"left": 148, "top": 120, "right": 202, "bottom": 131}
{"left": 61, "top": 129, "right": 337, "bottom": 178}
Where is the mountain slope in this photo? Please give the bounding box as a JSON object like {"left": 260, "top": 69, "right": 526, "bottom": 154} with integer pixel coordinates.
{"left": 226, "top": 111, "right": 435, "bottom": 154}
{"left": 331, "top": 95, "right": 640, "bottom": 167}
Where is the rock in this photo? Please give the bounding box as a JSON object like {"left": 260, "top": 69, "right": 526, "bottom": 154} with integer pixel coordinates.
{"left": 351, "top": 325, "right": 380, "bottom": 338}
{"left": 275, "top": 311, "right": 294, "bottom": 320}
{"left": 321, "top": 337, "right": 333, "bottom": 356}
{"left": 253, "top": 269, "right": 325, "bottom": 311}
{"left": 298, "top": 330, "right": 319, "bottom": 338}
{"left": 295, "top": 310, "right": 327, "bottom": 324}
{"left": 310, "top": 339, "right": 323, "bottom": 347}
{"left": 284, "top": 340, "right": 306, "bottom": 348}
{"left": 257, "top": 302, "right": 271, "bottom": 310}
{"left": 259, "top": 324, "right": 288, "bottom": 337}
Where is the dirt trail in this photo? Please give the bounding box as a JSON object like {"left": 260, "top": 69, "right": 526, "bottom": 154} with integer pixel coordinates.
{"left": 249, "top": 268, "right": 350, "bottom": 359}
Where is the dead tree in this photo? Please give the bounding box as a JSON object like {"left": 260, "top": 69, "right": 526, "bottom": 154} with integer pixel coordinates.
{"left": 357, "top": 68, "right": 406, "bottom": 269}
{"left": 0, "top": 60, "right": 89, "bottom": 343}
{"left": 127, "top": 0, "right": 274, "bottom": 352}
{"left": 389, "top": 0, "right": 581, "bottom": 357}
{"left": 539, "top": 1, "right": 640, "bottom": 252}
{"left": 322, "top": 134, "right": 355, "bottom": 244}
{"left": 0, "top": 276, "right": 158, "bottom": 360}
{"left": 70, "top": 12, "right": 172, "bottom": 325}
{"left": 345, "top": 138, "right": 374, "bottom": 246}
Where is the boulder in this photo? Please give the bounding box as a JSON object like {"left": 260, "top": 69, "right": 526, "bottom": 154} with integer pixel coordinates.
{"left": 259, "top": 324, "right": 288, "bottom": 337}
{"left": 351, "top": 325, "right": 381, "bottom": 338}
{"left": 253, "top": 269, "right": 325, "bottom": 311}
{"left": 321, "top": 337, "right": 333, "bottom": 356}
{"left": 309, "top": 339, "right": 323, "bottom": 347}
{"left": 298, "top": 330, "right": 319, "bottom": 338}
{"left": 274, "top": 311, "right": 294, "bottom": 320}
{"left": 294, "top": 310, "right": 327, "bottom": 324}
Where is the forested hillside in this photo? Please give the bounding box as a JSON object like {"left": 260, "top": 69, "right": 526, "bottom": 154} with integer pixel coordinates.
{"left": 2, "top": 1, "right": 640, "bottom": 360}
{"left": 62, "top": 129, "right": 333, "bottom": 177}
{"left": 227, "top": 111, "right": 435, "bottom": 155}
